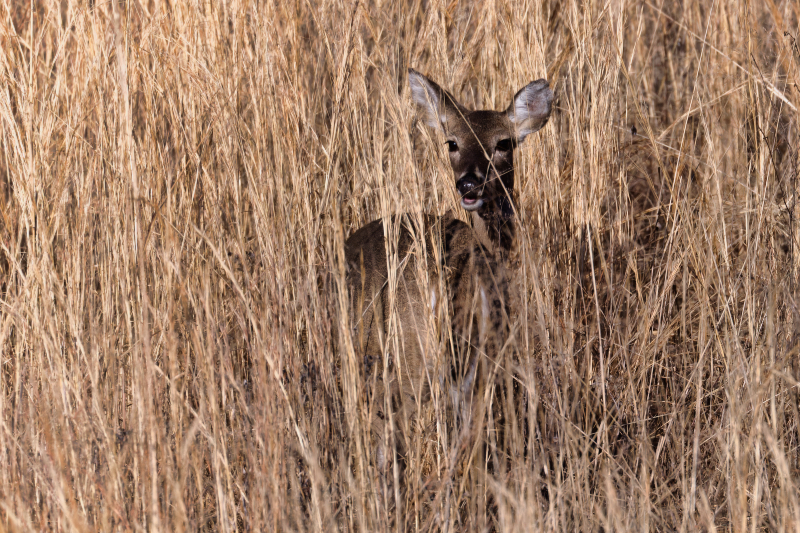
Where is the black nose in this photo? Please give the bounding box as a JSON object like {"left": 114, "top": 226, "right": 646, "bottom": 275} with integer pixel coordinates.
{"left": 456, "top": 174, "right": 481, "bottom": 197}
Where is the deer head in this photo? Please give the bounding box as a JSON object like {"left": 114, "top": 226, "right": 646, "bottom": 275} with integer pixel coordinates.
{"left": 408, "top": 68, "right": 553, "bottom": 252}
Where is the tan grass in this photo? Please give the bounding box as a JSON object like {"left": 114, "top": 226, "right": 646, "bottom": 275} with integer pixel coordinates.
{"left": 0, "top": 0, "right": 799, "bottom": 530}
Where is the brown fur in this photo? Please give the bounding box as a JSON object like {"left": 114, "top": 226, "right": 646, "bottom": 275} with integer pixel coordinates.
{"left": 345, "top": 69, "right": 553, "bottom": 468}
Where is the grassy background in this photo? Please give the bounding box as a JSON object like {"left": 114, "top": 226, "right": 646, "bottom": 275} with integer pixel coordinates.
{"left": 1, "top": 0, "right": 799, "bottom": 530}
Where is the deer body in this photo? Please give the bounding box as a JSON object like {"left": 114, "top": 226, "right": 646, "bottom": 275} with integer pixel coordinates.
{"left": 345, "top": 69, "right": 553, "bottom": 467}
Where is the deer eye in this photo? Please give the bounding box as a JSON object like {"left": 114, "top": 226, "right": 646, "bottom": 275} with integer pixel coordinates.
{"left": 495, "top": 138, "right": 514, "bottom": 152}
{"left": 445, "top": 140, "right": 458, "bottom": 152}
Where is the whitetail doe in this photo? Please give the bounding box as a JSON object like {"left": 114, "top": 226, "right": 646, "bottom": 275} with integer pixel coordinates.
{"left": 346, "top": 69, "right": 553, "bottom": 469}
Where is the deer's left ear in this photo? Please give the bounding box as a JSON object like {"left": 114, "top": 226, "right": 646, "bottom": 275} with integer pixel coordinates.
{"left": 506, "top": 79, "right": 553, "bottom": 142}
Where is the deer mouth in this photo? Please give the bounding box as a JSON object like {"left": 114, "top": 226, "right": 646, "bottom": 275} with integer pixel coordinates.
{"left": 457, "top": 175, "right": 485, "bottom": 211}
{"left": 460, "top": 192, "right": 484, "bottom": 211}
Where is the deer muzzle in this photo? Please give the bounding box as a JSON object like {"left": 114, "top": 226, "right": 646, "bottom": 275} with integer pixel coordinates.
{"left": 456, "top": 174, "right": 484, "bottom": 211}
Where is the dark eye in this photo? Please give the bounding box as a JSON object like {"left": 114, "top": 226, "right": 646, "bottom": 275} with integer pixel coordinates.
{"left": 445, "top": 140, "right": 458, "bottom": 152}
{"left": 495, "top": 138, "right": 514, "bottom": 152}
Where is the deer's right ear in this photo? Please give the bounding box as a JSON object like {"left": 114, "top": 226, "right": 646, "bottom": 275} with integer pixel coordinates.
{"left": 408, "top": 69, "right": 461, "bottom": 131}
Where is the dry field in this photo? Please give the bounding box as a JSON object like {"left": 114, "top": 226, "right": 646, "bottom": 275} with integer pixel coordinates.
{"left": 1, "top": 0, "right": 799, "bottom": 531}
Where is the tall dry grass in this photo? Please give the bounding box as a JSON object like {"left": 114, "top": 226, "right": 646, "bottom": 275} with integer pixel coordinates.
{"left": 0, "top": 0, "right": 798, "bottom": 530}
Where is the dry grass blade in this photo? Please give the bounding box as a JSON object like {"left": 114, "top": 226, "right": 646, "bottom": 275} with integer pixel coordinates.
{"left": 0, "top": 0, "right": 798, "bottom": 531}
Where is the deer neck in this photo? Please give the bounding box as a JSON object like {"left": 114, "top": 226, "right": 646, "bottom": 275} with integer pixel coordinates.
{"left": 469, "top": 193, "right": 516, "bottom": 258}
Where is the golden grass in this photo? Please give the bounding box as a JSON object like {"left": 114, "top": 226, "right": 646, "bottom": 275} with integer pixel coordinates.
{"left": 0, "top": 0, "right": 799, "bottom": 530}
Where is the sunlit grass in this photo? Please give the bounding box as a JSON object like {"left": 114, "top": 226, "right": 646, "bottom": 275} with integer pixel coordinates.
{"left": 0, "top": 0, "right": 798, "bottom": 530}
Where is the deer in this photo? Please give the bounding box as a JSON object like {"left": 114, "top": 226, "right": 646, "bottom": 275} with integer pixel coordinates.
{"left": 345, "top": 68, "right": 553, "bottom": 471}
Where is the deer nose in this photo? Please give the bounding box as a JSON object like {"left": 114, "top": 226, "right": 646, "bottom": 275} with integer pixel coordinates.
{"left": 456, "top": 174, "right": 481, "bottom": 197}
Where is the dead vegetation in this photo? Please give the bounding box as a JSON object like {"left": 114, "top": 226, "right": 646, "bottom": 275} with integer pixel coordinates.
{"left": 0, "top": 0, "right": 799, "bottom": 531}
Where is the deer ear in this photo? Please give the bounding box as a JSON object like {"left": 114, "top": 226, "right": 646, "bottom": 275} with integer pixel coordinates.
{"left": 408, "top": 68, "right": 464, "bottom": 131}
{"left": 506, "top": 79, "right": 553, "bottom": 142}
